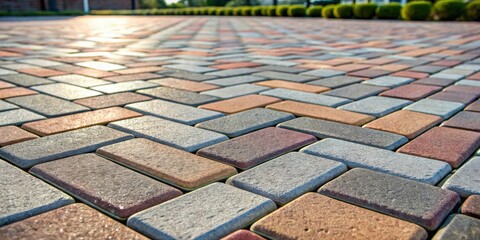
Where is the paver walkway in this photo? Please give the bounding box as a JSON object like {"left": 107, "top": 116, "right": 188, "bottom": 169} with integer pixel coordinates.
{"left": 1, "top": 16, "right": 480, "bottom": 239}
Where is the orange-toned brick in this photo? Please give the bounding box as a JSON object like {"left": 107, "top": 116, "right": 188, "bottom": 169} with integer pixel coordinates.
{"left": 0, "top": 126, "right": 38, "bottom": 146}
{"left": 150, "top": 78, "right": 219, "bottom": 92}
{"left": 18, "top": 68, "right": 66, "bottom": 77}
{"left": 392, "top": 71, "right": 430, "bottom": 79}
{"left": 199, "top": 94, "right": 281, "bottom": 114}
{"left": 212, "top": 62, "right": 261, "bottom": 70}
{"left": 254, "top": 80, "right": 329, "bottom": 93}
{"left": 0, "top": 87, "right": 37, "bottom": 99}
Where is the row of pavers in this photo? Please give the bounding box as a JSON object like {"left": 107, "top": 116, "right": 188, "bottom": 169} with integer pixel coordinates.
{"left": 0, "top": 17, "right": 480, "bottom": 239}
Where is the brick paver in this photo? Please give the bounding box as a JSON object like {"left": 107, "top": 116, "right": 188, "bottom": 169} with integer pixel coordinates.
{"left": 461, "top": 195, "right": 480, "bottom": 219}
{"left": 1, "top": 16, "right": 480, "bottom": 237}
{"left": 432, "top": 214, "right": 480, "bottom": 240}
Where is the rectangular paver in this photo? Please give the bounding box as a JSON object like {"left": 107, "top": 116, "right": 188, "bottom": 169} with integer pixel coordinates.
{"left": 442, "top": 157, "right": 480, "bottom": 197}
{"left": 6, "top": 94, "right": 89, "bottom": 117}
{"left": 0, "top": 126, "right": 38, "bottom": 147}
{"left": 138, "top": 87, "right": 218, "bottom": 106}
{"left": 198, "top": 94, "right": 280, "bottom": 114}
{"left": 31, "top": 83, "right": 102, "bottom": 100}
{"left": 260, "top": 88, "right": 351, "bottom": 107}
{"left": 73, "top": 92, "right": 152, "bottom": 109}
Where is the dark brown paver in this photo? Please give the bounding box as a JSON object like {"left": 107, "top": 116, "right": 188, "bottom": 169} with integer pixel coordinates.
{"left": 197, "top": 127, "right": 316, "bottom": 169}
{"left": 461, "top": 195, "right": 480, "bottom": 219}
{"left": 0, "top": 126, "right": 38, "bottom": 147}
{"left": 73, "top": 92, "right": 152, "bottom": 109}
{"left": 380, "top": 84, "right": 442, "bottom": 101}
{"left": 198, "top": 94, "right": 281, "bottom": 114}
{"left": 29, "top": 153, "right": 183, "bottom": 219}
{"left": 251, "top": 193, "right": 428, "bottom": 240}
{"left": 442, "top": 111, "right": 480, "bottom": 132}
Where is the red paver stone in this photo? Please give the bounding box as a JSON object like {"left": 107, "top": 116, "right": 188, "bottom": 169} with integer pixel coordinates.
{"left": 197, "top": 127, "right": 316, "bottom": 169}
{"left": 149, "top": 77, "right": 219, "bottom": 92}
{"left": 364, "top": 110, "right": 442, "bottom": 139}
{"left": 29, "top": 154, "right": 183, "bottom": 219}
{"left": 254, "top": 80, "right": 330, "bottom": 93}
{"left": 0, "top": 126, "right": 38, "bottom": 146}
{"left": 97, "top": 138, "right": 237, "bottom": 190}
{"left": 428, "top": 91, "right": 478, "bottom": 104}
{"left": 461, "top": 195, "right": 480, "bottom": 219}
{"left": 251, "top": 193, "right": 428, "bottom": 240}
{"left": 0, "top": 81, "right": 14, "bottom": 89}
{"left": 348, "top": 69, "right": 390, "bottom": 78}
{"left": 0, "top": 204, "right": 148, "bottom": 240}
{"left": 73, "top": 92, "right": 152, "bottom": 109}
{"left": 267, "top": 100, "right": 374, "bottom": 126}
{"left": 221, "top": 230, "right": 266, "bottom": 240}
{"left": 198, "top": 94, "right": 281, "bottom": 114}
{"left": 73, "top": 68, "right": 117, "bottom": 78}
{"left": 441, "top": 111, "right": 480, "bottom": 132}
{"left": 380, "top": 84, "right": 442, "bottom": 101}
{"left": 431, "top": 60, "right": 461, "bottom": 67}
{"left": 391, "top": 71, "right": 430, "bottom": 79}
{"left": 413, "top": 78, "right": 457, "bottom": 87}
{"left": 443, "top": 85, "right": 480, "bottom": 97}
{"left": 466, "top": 100, "right": 480, "bottom": 112}
{"left": 468, "top": 72, "right": 480, "bottom": 80}
{"left": 397, "top": 127, "right": 480, "bottom": 168}
{"left": 0, "top": 87, "right": 37, "bottom": 99}
{"left": 22, "top": 107, "right": 142, "bottom": 136}
{"left": 18, "top": 68, "right": 65, "bottom": 77}
{"left": 372, "top": 64, "right": 411, "bottom": 72}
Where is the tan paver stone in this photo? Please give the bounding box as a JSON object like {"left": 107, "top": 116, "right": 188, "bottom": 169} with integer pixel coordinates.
{"left": 199, "top": 94, "right": 281, "bottom": 114}
{"left": 73, "top": 92, "right": 152, "bottom": 109}
{"left": 0, "top": 126, "right": 38, "bottom": 146}
{"left": 254, "top": 80, "right": 329, "bottom": 93}
{"left": 149, "top": 77, "right": 219, "bottom": 92}
{"left": 0, "top": 87, "right": 37, "bottom": 99}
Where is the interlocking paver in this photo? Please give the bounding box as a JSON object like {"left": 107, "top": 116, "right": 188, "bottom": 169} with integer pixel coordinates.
{"left": 6, "top": 94, "right": 89, "bottom": 117}
{"left": 32, "top": 83, "right": 102, "bottom": 100}
{"left": 348, "top": 69, "right": 389, "bottom": 78}
{"left": 91, "top": 80, "right": 158, "bottom": 94}
{"left": 363, "top": 76, "right": 414, "bottom": 88}
{"left": 109, "top": 116, "right": 228, "bottom": 152}
{"left": 442, "top": 157, "right": 480, "bottom": 197}
{"left": 207, "top": 68, "right": 259, "bottom": 78}
{"left": 254, "top": 71, "right": 316, "bottom": 82}
{"left": 126, "top": 99, "right": 222, "bottom": 125}
{"left": 307, "top": 75, "right": 363, "bottom": 88}
{"left": 428, "top": 91, "right": 478, "bottom": 104}
{"left": 461, "top": 195, "right": 480, "bottom": 219}
{"left": 73, "top": 92, "right": 151, "bottom": 109}
{"left": 76, "top": 61, "right": 126, "bottom": 71}
{"left": 267, "top": 100, "right": 374, "bottom": 126}
{"left": 201, "top": 84, "right": 269, "bottom": 99}
{"left": 338, "top": 96, "right": 411, "bottom": 117}
{"left": 149, "top": 77, "right": 219, "bottom": 92}
{"left": 261, "top": 88, "right": 351, "bottom": 107}
{"left": 0, "top": 74, "right": 53, "bottom": 86}
{"left": 97, "top": 138, "right": 237, "bottom": 190}
{"left": 466, "top": 100, "right": 480, "bottom": 112}
{"left": 365, "top": 110, "right": 443, "bottom": 139}
{"left": 139, "top": 87, "right": 218, "bottom": 106}
{"left": 432, "top": 214, "right": 480, "bottom": 240}
{"left": 18, "top": 67, "right": 65, "bottom": 77}
{"left": 227, "top": 152, "right": 346, "bottom": 205}
{"left": 254, "top": 80, "right": 329, "bottom": 93}
{"left": 0, "top": 109, "right": 46, "bottom": 126}
{"left": 198, "top": 94, "right": 280, "bottom": 114}
{"left": 324, "top": 83, "right": 388, "bottom": 100}
{"left": 251, "top": 193, "right": 428, "bottom": 240}
{"left": 318, "top": 168, "right": 460, "bottom": 230}
{"left": 49, "top": 74, "right": 110, "bottom": 87}
{"left": 443, "top": 85, "right": 480, "bottom": 96}
{"left": 0, "top": 204, "right": 148, "bottom": 240}
{"left": 279, "top": 117, "right": 408, "bottom": 150}
{"left": 30, "top": 153, "right": 182, "bottom": 219}
{"left": 301, "top": 69, "right": 345, "bottom": 78}
{"left": 0, "top": 125, "right": 133, "bottom": 168}
{"left": 380, "top": 84, "right": 442, "bottom": 101}
{"left": 196, "top": 108, "right": 294, "bottom": 137}
{"left": 221, "top": 230, "right": 266, "bottom": 240}
{"left": 0, "top": 160, "right": 74, "bottom": 226}
{"left": 0, "top": 87, "right": 37, "bottom": 99}
{"left": 403, "top": 99, "right": 464, "bottom": 119}
{"left": 0, "top": 100, "right": 18, "bottom": 112}
{"left": 127, "top": 183, "right": 276, "bottom": 240}
{"left": 441, "top": 111, "right": 480, "bottom": 132}
{"left": 205, "top": 75, "right": 264, "bottom": 86}
{"left": 164, "top": 64, "right": 216, "bottom": 73}
{"left": 413, "top": 77, "right": 457, "bottom": 87}
{"left": 0, "top": 126, "right": 38, "bottom": 147}
{"left": 197, "top": 127, "right": 316, "bottom": 169}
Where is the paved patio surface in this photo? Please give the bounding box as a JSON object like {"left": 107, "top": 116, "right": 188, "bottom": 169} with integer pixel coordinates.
{"left": 1, "top": 16, "right": 480, "bottom": 239}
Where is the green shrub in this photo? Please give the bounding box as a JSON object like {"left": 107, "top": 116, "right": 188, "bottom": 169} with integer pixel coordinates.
{"left": 354, "top": 3, "right": 377, "bottom": 19}
{"left": 216, "top": 7, "right": 226, "bottom": 15}
{"left": 266, "top": 6, "right": 277, "bottom": 16}
{"left": 376, "top": 3, "right": 402, "bottom": 19}
{"left": 242, "top": 7, "right": 252, "bottom": 16}
{"left": 433, "top": 0, "right": 465, "bottom": 20}
{"left": 288, "top": 5, "right": 306, "bottom": 17}
{"left": 334, "top": 4, "right": 354, "bottom": 18}
{"left": 208, "top": 7, "right": 217, "bottom": 15}
{"left": 322, "top": 4, "right": 336, "bottom": 18}
{"left": 402, "top": 1, "right": 432, "bottom": 20}
{"left": 252, "top": 6, "right": 263, "bottom": 16}
{"left": 233, "top": 7, "right": 243, "bottom": 15}
{"left": 225, "top": 7, "right": 234, "bottom": 15}
{"left": 307, "top": 6, "right": 323, "bottom": 17}
{"left": 276, "top": 5, "right": 289, "bottom": 16}
{"left": 466, "top": 0, "right": 480, "bottom": 20}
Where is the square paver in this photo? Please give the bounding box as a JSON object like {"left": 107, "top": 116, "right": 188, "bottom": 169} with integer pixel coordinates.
{"left": 338, "top": 96, "right": 411, "bottom": 117}
{"left": 429, "top": 91, "right": 478, "bottom": 104}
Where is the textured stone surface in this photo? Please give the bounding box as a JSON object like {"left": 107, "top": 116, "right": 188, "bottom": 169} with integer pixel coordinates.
{"left": 73, "top": 92, "right": 152, "bottom": 109}
{"left": 196, "top": 108, "right": 294, "bottom": 137}
{"left": 0, "top": 109, "right": 46, "bottom": 127}
{"left": 29, "top": 153, "right": 182, "bottom": 219}
{"left": 267, "top": 100, "right": 374, "bottom": 126}
{"left": 205, "top": 75, "right": 264, "bottom": 86}
{"left": 318, "top": 168, "right": 460, "bottom": 230}
{"left": 380, "top": 84, "right": 442, "bottom": 101}
{"left": 255, "top": 71, "right": 316, "bottom": 82}
{"left": 97, "top": 138, "right": 237, "bottom": 190}
{"left": 251, "top": 193, "right": 428, "bottom": 240}
{"left": 198, "top": 94, "right": 281, "bottom": 114}
{"left": 260, "top": 88, "right": 351, "bottom": 107}
{"left": 0, "top": 204, "right": 148, "bottom": 240}
{"left": 91, "top": 80, "right": 158, "bottom": 94}
{"left": 221, "top": 230, "right": 266, "bottom": 240}
{"left": 32, "top": 83, "right": 102, "bottom": 100}
{"left": 149, "top": 77, "right": 219, "bottom": 92}
{"left": 307, "top": 75, "right": 363, "bottom": 88}
{"left": 127, "top": 183, "right": 277, "bottom": 240}
{"left": 429, "top": 91, "right": 478, "bottom": 104}
{"left": 0, "top": 74, "right": 53, "bottom": 86}
{"left": 49, "top": 74, "right": 110, "bottom": 87}
{"left": 126, "top": 99, "right": 222, "bottom": 125}
{"left": 227, "top": 152, "right": 347, "bottom": 205}
{"left": 254, "top": 80, "right": 329, "bottom": 93}
{"left": 442, "top": 157, "right": 480, "bottom": 197}
{"left": 0, "top": 125, "right": 133, "bottom": 168}
{"left": 0, "top": 160, "right": 74, "bottom": 226}
{"left": 22, "top": 107, "right": 142, "bottom": 136}
{"left": 339, "top": 96, "right": 411, "bottom": 117}
{"left": 279, "top": 117, "right": 408, "bottom": 150}
{"left": 432, "top": 214, "right": 480, "bottom": 240}
{"left": 138, "top": 87, "right": 218, "bottom": 106}
{"left": 201, "top": 84, "right": 270, "bottom": 99}
{"left": 442, "top": 111, "right": 480, "bottom": 132}
{"left": 197, "top": 127, "right": 316, "bottom": 169}
{"left": 324, "top": 84, "right": 388, "bottom": 100}
{"left": 0, "top": 87, "right": 37, "bottom": 99}
{"left": 0, "top": 100, "right": 18, "bottom": 112}
{"left": 0, "top": 126, "right": 38, "bottom": 147}
{"left": 109, "top": 116, "right": 228, "bottom": 152}
{"left": 363, "top": 76, "right": 414, "bottom": 88}
{"left": 404, "top": 99, "right": 464, "bottom": 119}
{"left": 398, "top": 127, "right": 480, "bottom": 168}
{"left": 6, "top": 94, "right": 89, "bottom": 117}
{"left": 461, "top": 195, "right": 480, "bottom": 219}
{"left": 365, "top": 110, "right": 443, "bottom": 139}
{"left": 302, "top": 138, "right": 451, "bottom": 184}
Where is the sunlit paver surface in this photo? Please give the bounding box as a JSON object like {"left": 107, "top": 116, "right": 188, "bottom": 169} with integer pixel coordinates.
{"left": 1, "top": 16, "right": 480, "bottom": 239}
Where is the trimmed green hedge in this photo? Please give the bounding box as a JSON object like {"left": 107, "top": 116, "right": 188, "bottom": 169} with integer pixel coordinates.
{"left": 467, "top": 0, "right": 480, "bottom": 21}
{"left": 402, "top": 1, "right": 432, "bottom": 20}
{"left": 288, "top": 5, "right": 306, "bottom": 17}
{"left": 276, "top": 5, "right": 289, "bottom": 16}
{"left": 354, "top": 3, "right": 377, "bottom": 19}
{"left": 433, "top": 0, "right": 465, "bottom": 20}
{"left": 252, "top": 6, "right": 263, "bottom": 16}
{"left": 307, "top": 6, "right": 323, "bottom": 17}
{"left": 322, "top": 4, "right": 336, "bottom": 18}
{"left": 334, "top": 4, "right": 354, "bottom": 18}
{"left": 266, "top": 6, "right": 277, "bottom": 16}
{"left": 242, "top": 7, "right": 252, "bottom": 16}
{"left": 376, "top": 3, "right": 402, "bottom": 19}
